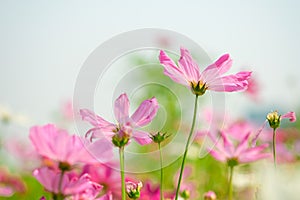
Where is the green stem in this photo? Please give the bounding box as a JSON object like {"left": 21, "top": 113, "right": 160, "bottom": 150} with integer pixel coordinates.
{"left": 158, "top": 142, "right": 164, "bottom": 200}
{"left": 54, "top": 170, "right": 65, "bottom": 200}
{"left": 175, "top": 95, "right": 198, "bottom": 200}
{"left": 228, "top": 166, "right": 234, "bottom": 200}
{"left": 119, "top": 146, "right": 126, "bottom": 200}
{"left": 272, "top": 128, "right": 277, "bottom": 168}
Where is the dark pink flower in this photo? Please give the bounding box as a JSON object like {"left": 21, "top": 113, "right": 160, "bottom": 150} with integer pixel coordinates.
{"left": 29, "top": 124, "right": 112, "bottom": 166}
{"left": 33, "top": 167, "right": 102, "bottom": 198}
{"left": 209, "top": 124, "right": 270, "bottom": 165}
{"left": 82, "top": 164, "right": 121, "bottom": 199}
{"left": 80, "top": 93, "right": 159, "bottom": 146}
{"left": 159, "top": 47, "right": 251, "bottom": 95}
{"left": 125, "top": 179, "right": 143, "bottom": 199}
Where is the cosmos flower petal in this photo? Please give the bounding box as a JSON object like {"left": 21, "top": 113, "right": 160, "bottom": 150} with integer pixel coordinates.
{"left": 178, "top": 47, "right": 201, "bottom": 82}
{"left": 131, "top": 97, "right": 159, "bottom": 127}
{"left": 114, "top": 93, "right": 130, "bottom": 123}
{"left": 132, "top": 130, "right": 152, "bottom": 145}
{"left": 159, "top": 50, "right": 189, "bottom": 86}
{"left": 281, "top": 112, "right": 296, "bottom": 122}
{"left": 80, "top": 109, "right": 115, "bottom": 129}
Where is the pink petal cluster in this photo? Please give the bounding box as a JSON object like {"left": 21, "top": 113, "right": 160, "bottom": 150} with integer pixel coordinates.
{"left": 80, "top": 93, "right": 159, "bottom": 145}
{"left": 82, "top": 164, "right": 121, "bottom": 198}
{"left": 33, "top": 167, "right": 105, "bottom": 199}
{"left": 209, "top": 123, "right": 270, "bottom": 165}
{"left": 281, "top": 111, "right": 297, "bottom": 122}
{"left": 0, "top": 168, "right": 26, "bottom": 197}
{"left": 29, "top": 124, "right": 111, "bottom": 166}
{"left": 159, "top": 47, "right": 251, "bottom": 95}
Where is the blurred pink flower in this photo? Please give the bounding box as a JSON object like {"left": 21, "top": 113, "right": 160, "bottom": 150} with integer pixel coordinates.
{"left": 203, "top": 191, "right": 217, "bottom": 200}
{"left": 62, "top": 100, "right": 73, "bottom": 120}
{"left": 281, "top": 111, "right": 296, "bottom": 122}
{"left": 209, "top": 124, "right": 270, "bottom": 165}
{"left": 245, "top": 76, "right": 260, "bottom": 100}
{"left": 33, "top": 167, "right": 102, "bottom": 199}
{"left": 159, "top": 47, "right": 251, "bottom": 95}
{"left": 0, "top": 167, "right": 26, "bottom": 197}
{"left": 29, "top": 124, "right": 112, "bottom": 167}
{"left": 80, "top": 93, "right": 159, "bottom": 146}
{"left": 82, "top": 164, "right": 121, "bottom": 199}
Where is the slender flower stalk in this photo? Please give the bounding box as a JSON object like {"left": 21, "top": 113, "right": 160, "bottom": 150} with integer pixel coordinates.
{"left": 119, "top": 146, "right": 126, "bottom": 200}
{"left": 228, "top": 166, "right": 234, "bottom": 200}
{"left": 175, "top": 94, "right": 198, "bottom": 200}
{"left": 266, "top": 111, "right": 296, "bottom": 167}
{"left": 272, "top": 129, "right": 277, "bottom": 168}
{"left": 150, "top": 132, "right": 169, "bottom": 200}
{"left": 158, "top": 142, "right": 164, "bottom": 200}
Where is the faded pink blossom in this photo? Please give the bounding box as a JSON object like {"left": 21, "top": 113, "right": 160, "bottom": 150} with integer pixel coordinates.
{"left": 82, "top": 164, "right": 121, "bottom": 199}
{"left": 159, "top": 47, "right": 251, "bottom": 95}
{"left": 203, "top": 191, "right": 217, "bottom": 200}
{"left": 0, "top": 167, "right": 26, "bottom": 197}
{"left": 29, "top": 124, "right": 112, "bottom": 166}
{"left": 80, "top": 93, "right": 159, "bottom": 146}
{"left": 62, "top": 100, "right": 73, "bottom": 120}
{"left": 245, "top": 76, "right": 260, "bottom": 100}
{"left": 281, "top": 111, "right": 296, "bottom": 122}
{"left": 209, "top": 124, "right": 270, "bottom": 165}
{"left": 33, "top": 167, "right": 102, "bottom": 198}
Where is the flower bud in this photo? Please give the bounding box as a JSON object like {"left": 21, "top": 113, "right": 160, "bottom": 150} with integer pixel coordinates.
{"left": 266, "top": 111, "right": 281, "bottom": 130}
{"left": 203, "top": 191, "right": 217, "bottom": 200}
{"left": 126, "top": 181, "right": 143, "bottom": 199}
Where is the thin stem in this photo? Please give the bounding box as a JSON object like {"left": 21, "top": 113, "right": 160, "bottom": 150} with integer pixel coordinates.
{"left": 175, "top": 95, "right": 198, "bottom": 200}
{"left": 54, "top": 170, "right": 65, "bottom": 200}
{"left": 158, "top": 142, "right": 164, "bottom": 200}
{"left": 228, "top": 166, "right": 234, "bottom": 200}
{"left": 272, "top": 128, "right": 277, "bottom": 168}
{"left": 119, "top": 146, "right": 126, "bottom": 200}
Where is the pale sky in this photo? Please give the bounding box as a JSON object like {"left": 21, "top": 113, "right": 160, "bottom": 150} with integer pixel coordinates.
{"left": 0, "top": 0, "right": 299, "bottom": 125}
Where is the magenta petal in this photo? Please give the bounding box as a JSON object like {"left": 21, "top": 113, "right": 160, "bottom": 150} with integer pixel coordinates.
{"left": 114, "top": 93, "right": 130, "bottom": 123}
{"left": 159, "top": 50, "right": 188, "bottom": 86}
{"left": 80, "top": 109, "right": 115, "bottom": 128}
{"left": 131, "top": 97, "right": 159, "bottom": 127}
{"left": 132, "top": 130, "right": 152, "bottom": 145}
{"left": 202, "top": 54, "right": 232, "bottom": 83}
{"left": 33, "top": 167, "right": 62, "bottom": 193}
{"left": 178, "top": 47, "right": 200, "bottom": 82}
{"left": 87, "top": 138, "right": 114, "bottom": 163}
{"left": 209, "top": 149, "right": 226, "bottom": 162}
{"left": 209, "top": 71, "right": 251, "bottom": 92}
{"left": 281, "top": 111, "right": 296, "bottom": 122}
{"left": 234, "top": 132, "right": 251, "bottom": 156}
{"left": 0, "top": 186, "right": 13, "bottom": 197}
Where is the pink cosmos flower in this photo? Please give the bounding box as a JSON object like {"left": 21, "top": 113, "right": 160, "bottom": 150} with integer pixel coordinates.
{"left": 33, "top": 167, "right": 103, "bottom": 199}
{"left": 0, "top": 168, "right": 26, "bottom": 197}
{"left": 159, "top": 47, "right": 251, "bottom": 95}
{"left": 209, "top": 124, "right": 270, "bottom": 165}
{"left": 80, "top": 93, "right": 159, "bottom": 146}
{"left": 29, "top": 124, "right": 112, "bottom": 167}
{"left": 82, "top": 164, "right": 121, "bottom": 199}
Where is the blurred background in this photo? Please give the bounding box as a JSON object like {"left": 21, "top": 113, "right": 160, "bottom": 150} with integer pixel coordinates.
{"left": 0, "top": 0, "right": 299, "bottom": 124}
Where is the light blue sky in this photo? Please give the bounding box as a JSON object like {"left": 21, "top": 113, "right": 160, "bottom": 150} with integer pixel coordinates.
{"left": 0, "top": 1, "right": 299, "bottom": 124}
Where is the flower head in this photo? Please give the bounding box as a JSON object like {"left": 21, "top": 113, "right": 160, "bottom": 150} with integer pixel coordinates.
{"left": 159, "top": 47, "right": 251, "bottom": 95}
{"left": 150, "top": 132, "right": 169, "bottom": 144}
{"left": 266, "top": 111, "right": 296, "bottom": 130}
{"left": 33, "top": 167, "right": 102, "bottom": 198}
{"left": 80, "top": 93, "right": 159, "bottom": 147}
{"left": 29, "top": 124, "right": 112, "bottom": 168}
{"left": 126, "top": 180, "right": 143, "bottom": 199}
{"left": 209, "top": 124, "right": 270, "bottom": 165}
